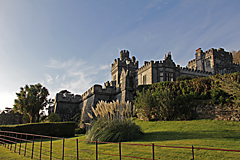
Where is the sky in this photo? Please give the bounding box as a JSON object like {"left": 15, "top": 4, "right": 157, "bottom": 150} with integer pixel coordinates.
{"left": 0, "top": 0, "right": 240, "bottom": 111}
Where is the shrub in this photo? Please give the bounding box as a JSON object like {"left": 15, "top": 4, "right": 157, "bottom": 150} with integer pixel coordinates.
{"left": 87, "top": 100, "right": 144, "bottom": 142}
{"left": 0, "top": 122, "right": 75, "bottom": 137}
{"left": 75, "top": 127, "right": 86, "bottom": 134}
{"left": 87, "top": 118, "right": 143, "bottom": 142}
{"left": 48, "top": 113, "right": 61, "bottom": 122}
{"left": 134, "top": 73, "right": 239, "bottom": 121}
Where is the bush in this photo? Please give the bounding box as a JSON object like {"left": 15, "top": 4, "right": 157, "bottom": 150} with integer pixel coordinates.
{"left": 75, "top": 127, "right": 86, "bottom": 134}
{"left": 48, "top": 113, "right": 61, "bottom": 122}
{"left": 87, "top": 118, "right": 143, "bottom": 142}
{"left": 0, "top": 122, "right": 75, "bottom": 137}
{"left": 134, "top": 73, "right": 239, "bottom": 121}
{"left": 87, "top": 100, "right": 144, "bottom": 142}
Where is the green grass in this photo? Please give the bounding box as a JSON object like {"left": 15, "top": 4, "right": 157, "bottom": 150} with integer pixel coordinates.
{"left": 1, "top": 119, "right": 240, "bottom": 159}
{"left": 0, "top": 145, "right": 30, "bottom": 160}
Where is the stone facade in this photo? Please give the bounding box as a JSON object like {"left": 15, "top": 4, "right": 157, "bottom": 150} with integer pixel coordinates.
{"left": 188, "top": 48, "right": 240, "bottom": 74}
{"left": 54, "top": 48, "right": 239, "bottom": 122}
{"left": 137, "top": 52, "right": 211, "bottom": 85}
{"left": 54, "top": 93, "right": 81, "bottom": 121}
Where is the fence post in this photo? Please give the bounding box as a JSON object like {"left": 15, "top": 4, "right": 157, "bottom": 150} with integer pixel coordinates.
{"left": 152, "top": 143, "right": 155, "bottom": 160}
{"left": 40, "top": 136, "right": 43, "bottom": 160}
{"left": 62, "top": 138, "right": 65, "bottom": 160}
{"left": 31, "top": 135, "right": 35, "bottom": 159}
{"left": 14, "top": 133, "right": 17, "bottom": 153}
{"left": 19, "top": 134, "right": 22, "bottom": 155}
{"left": 10, "top": 133, "right": 13, "bottom": 151}
{"left": 76, "top": 139, "right": 79, "bottom": 160}
{"left": 192, "top": 145, "right": 194, "bottom": 160}
{"left": 50, "top": 137, "right": 53, "bottom": 160}
{"left": 24, "top": 135, "right": 27, "bottom": 156}
{"left": 96, "top": 140, "right": 98, "bottom": 160}
{"left": 4, "top": 132, "right": 6, "bottom": 147}
{"left": 7, "top": 132, "right": 9, "bottom": 149}
{"left": 119, "top": 142, "right": 121, "bottom": 160}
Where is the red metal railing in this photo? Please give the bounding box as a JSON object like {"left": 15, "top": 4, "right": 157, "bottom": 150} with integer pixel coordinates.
{"left": 1, "top": 130, "right": 240, "bottom": 160}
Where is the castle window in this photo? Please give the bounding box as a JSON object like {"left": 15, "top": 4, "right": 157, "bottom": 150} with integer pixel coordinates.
{"left": 206, "top": 61, "right": 211, "bottom": 68}
{"left": 143, "top": 75, "right": 147, "bottom": 85}
{"left": 165, "top": 72, "right": 173, "bottom": 81}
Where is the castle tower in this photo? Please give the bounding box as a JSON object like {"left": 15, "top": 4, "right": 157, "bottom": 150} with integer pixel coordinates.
{"left": 111, "top": 50, "right": 138, "bottom": 88}
{"left": 195, "top": 48, "right": 205, "bottom": 71}
{"left": 120, "top": 50, "right": 129, "bottom": 61}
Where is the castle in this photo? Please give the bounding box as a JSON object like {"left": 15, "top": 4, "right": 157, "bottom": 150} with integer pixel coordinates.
{"left": 54, "top": 48, "right": 240, "bottom": 122}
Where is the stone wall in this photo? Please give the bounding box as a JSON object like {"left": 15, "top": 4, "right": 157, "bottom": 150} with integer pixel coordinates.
{"left": 197, "top": 105, "right": 240, "bottom": 121}
{"left": 54, "top": 93, "right": 81, "bottom": 121}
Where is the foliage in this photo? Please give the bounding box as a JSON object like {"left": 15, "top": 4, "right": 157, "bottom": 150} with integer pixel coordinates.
{"left": 75, "top": 127, "right": 86, "bottom": 134}
{"left": 0, "top": 122, "right": 75, "bottom": 137}
{"left": 88, "top": 100, "right": 132, "bottom": 120}
{"left": 48, "top": 113, "right": 61, "bottom": 122}
{"left": 13, "top": 83, "right": 50, "bottom": 123}
{"left": 176, "top": 75, "right": 196, "bottom": 81}
{"left": 134, "top": 73, "right": 240, "bottom": 121}
{"left": 0, "top": 108, "right": 23, "bottom": 125}
{"left": 87, "top": 118, "right": 143, "bottom": 142}
{"left": 87, "top": 100, "right": 143, "bottom": 142}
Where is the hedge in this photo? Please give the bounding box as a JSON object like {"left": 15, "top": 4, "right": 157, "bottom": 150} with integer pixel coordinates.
{"left": 0, "top": 122, "right": 75, "bottom": 137}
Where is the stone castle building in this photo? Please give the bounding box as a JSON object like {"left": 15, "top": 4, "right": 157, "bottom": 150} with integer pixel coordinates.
{"left": 54, "top": 48, "right": 240, "bottom": 122}
{"left": 188, "top": 48, "right": 240, "bottom": 74}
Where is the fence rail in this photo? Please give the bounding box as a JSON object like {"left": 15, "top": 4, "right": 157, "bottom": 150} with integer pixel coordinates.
{"left": 1, "top": 130, "right": 240, "bottom": 160}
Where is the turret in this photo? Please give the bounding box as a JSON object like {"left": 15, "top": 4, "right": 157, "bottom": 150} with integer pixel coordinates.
{"left": 120, "top": 50, "right": 130, "bottom": 61}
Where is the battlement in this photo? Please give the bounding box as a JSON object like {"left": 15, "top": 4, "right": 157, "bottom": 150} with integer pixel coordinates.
{"left": 104, "top": 80, "right": 116, "bottom": 88}
{"left": 204, "top": 48, "right": 232, "bottom": 56}
{"left": 179, "top": 67, "right": 212, "bottom": 75}
{"left": 138, "top": 60, "right": 155, "bottom": 72}
{"left": 55, "top": 93, "right": 81, "bottom": 103}
{"left": 81, "top": 83, "right": 116, "bottom": 101}
{"left": 188, "top": 59, "right": 196, "bottom": 64}
{"left": 111, "top": 57, "right": 138, "bottom": 68}
{"left": 195, "top": 48, "right": 203, "bottom": 55}
{"left": 138, "top": 53, "right": 176, "bottom": 73}
{"left": 120, "top": 50, "right": 130, "bottom": 61}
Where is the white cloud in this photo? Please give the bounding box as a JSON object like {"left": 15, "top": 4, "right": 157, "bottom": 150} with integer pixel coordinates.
{"left": 45, "top": 74, "right": 53, "bottom": 84}
{"left": 46, "top": 58, "right": 86, "bottom": 69}
{"left": 99, "top": 65, "right": 109, "bottom": 70}
{"left": 44, "top": 58, "right": 111, "bottom": 96}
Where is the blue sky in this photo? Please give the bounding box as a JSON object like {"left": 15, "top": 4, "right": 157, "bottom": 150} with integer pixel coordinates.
{"left": 0, "top": 0, "right": 240, "bottom": 111}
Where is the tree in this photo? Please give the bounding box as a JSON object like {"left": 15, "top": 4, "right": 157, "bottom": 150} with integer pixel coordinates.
{"left": 48, "top": 113, "right": 61, "bottom": 122}
{"left": 13, "top": 83, "right": 50, "bottom": 123}
{"left": 0, "top": 107, "right": 23, "bottom": 125}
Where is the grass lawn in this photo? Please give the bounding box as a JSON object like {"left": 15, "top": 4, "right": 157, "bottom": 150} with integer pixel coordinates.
{"left": 1, "top": 119, "right": 240, "bottom": 159}
{"left": 0, "top": 145, "right": 30, "bottom": 160}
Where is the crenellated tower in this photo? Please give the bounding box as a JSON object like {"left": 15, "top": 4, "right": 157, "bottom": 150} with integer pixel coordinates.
{"left": 111, "top": 50, "right": 138, "bottom": 89}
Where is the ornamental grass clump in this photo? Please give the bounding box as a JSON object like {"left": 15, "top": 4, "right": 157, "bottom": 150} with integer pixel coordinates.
{"left": 87, "top": 100, "right": 143, "bottom": 142}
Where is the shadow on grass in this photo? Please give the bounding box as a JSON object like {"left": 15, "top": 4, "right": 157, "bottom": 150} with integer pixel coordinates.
{"left": 137, "top": 130, "right": 240, "bottom": 142}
